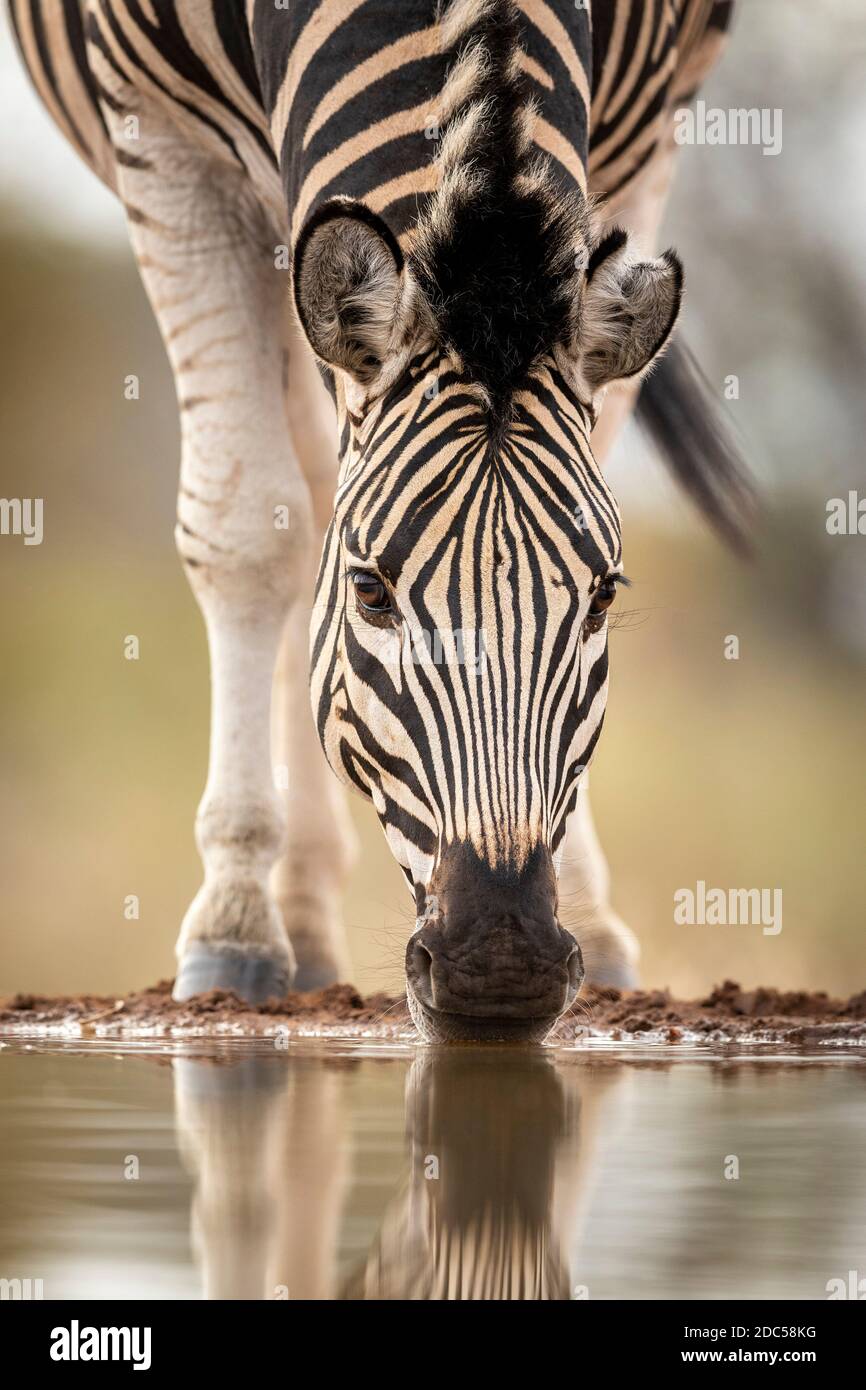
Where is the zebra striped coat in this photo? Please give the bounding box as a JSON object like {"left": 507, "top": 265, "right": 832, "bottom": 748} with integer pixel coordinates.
{"left": 11, "top": 1, "right": 744, "bottom": 1041}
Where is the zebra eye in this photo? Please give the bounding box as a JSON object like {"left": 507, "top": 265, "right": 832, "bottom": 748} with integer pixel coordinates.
{"left": 585, "top": 577, "right": 618, "bottom": 633}
{"left": 351, "top": 570, "right": 391, "bottom": 613}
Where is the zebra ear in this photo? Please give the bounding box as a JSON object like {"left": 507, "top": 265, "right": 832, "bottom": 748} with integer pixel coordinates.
{"left": 578, "top": 228, "right": 684, "bottom": 391}
{"left": 293, "top": 198, "right": 409, "bottom": 385}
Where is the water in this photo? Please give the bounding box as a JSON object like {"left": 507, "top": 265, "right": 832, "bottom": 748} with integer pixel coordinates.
{"left": 1, "top": 1039, "right": 864, "bottom": 1300}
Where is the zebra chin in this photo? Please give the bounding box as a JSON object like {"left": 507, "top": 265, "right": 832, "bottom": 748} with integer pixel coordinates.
{"left": 405, "top": 842, "right": 583, "bottom": 1045}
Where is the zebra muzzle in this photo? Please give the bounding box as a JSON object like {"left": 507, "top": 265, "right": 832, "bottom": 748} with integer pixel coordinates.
{"left": 405, "top": 842, "right": 583, "bottom": 1042}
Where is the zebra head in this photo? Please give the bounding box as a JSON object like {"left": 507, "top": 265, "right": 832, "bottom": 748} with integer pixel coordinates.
{"left": 294, "top": 200, "right": 680, "bottom": 1041}
{"left": 292, "top": 20, "right": 682, "bottom": 1043}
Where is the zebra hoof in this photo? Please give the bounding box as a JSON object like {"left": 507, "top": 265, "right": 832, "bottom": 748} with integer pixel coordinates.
{"left": 172, "top": 943, "right": 292, "bottom": 1005}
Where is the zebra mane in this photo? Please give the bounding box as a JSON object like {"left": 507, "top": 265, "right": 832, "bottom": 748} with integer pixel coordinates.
{"left": 411, "top": 0, "right": 591, "bottom": 416}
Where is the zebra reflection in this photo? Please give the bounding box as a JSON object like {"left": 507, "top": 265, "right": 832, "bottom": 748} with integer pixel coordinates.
{"left": 173, "top": 1049, "right": 627, "bottom": 1301}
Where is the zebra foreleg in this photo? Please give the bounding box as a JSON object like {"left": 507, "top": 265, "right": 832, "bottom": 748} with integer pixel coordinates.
{"left": 99, "top": 95, "right": 313, "bottom": 1002}
{"left": 269, "top": 319, "right": 357, "bottom": 990}
{"left": 556, "top": 786, "right": 640, "bottom": 990}
{"left": 271, "top": 598, "right": 357, "bottom": 991}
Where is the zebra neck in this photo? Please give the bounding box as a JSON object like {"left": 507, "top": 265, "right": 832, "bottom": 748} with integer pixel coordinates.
{"left": 247, "top": 1, "right": 590, "bottom": 249}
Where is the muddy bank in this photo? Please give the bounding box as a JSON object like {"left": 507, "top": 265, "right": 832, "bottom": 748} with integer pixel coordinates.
{"left": 1, "top": 978, "right": 865, "bottom": 1046}
{"left": 563, "top": 980, "right": 866, "bottom": 1046}
{"left": 0, "top": 981, "right": 405, "bottom": 1040}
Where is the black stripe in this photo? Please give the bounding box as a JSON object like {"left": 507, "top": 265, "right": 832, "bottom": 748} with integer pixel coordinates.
{"left": 212, "top": 0, "right": 262, "bottom": 105}
{"left": 29, "top": 0, "right": 92, "bottom": 156}
{"left": 62, "top": 0, "right": 110, "bottom": 143}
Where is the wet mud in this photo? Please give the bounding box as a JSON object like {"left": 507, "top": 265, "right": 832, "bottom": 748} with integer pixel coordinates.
{"left": 1, "top": 977, "right": 864, "bottom": 1046}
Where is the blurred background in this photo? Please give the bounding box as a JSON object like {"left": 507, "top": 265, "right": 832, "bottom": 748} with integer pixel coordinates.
{"left": 1, "top": 1, "right": 864, "bottom": 1002}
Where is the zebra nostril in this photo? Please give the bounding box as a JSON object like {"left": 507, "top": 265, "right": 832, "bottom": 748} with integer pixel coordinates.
{"left": 409, "top": 938, "right": 434, "bottom": 1006}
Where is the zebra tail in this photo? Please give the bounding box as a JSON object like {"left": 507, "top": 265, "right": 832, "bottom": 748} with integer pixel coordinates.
{"left": 635, "top": 338, "right": 757, "bottom": 554}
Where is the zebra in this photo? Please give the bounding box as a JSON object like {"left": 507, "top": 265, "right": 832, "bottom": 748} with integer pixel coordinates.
{"left": 11, "top": 1, "right": 749, "bottom": 1042}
